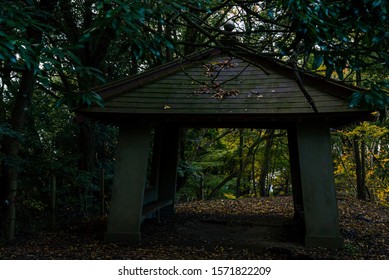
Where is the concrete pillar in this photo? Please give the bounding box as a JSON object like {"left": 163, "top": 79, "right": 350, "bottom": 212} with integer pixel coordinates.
{"left": 105, "top": 124, "right": 151, "bottom": 242}
{"left": 156, "top": 125, "right": 180, "bottom": 215}
{"left": 291, "top": 121, "right": 343, "bottom": 248}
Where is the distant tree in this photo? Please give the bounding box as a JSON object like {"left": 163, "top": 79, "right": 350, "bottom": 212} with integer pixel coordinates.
{"left": 257, "top": 130, "right": 274, "bottom": 197}
{"left": 0, "top": 0, "right": 59, "bottom": 242}
{"left": 177, "top": 128, "right": 290, "bottom": 200}
{"left": 333, "top": 122, "right": 389, "bottom": 204}
{"left": 0, "top": 0, "right": 178, "bottom": 241}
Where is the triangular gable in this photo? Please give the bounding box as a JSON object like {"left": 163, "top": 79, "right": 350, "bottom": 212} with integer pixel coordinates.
{"left": 77, "top": 49, "right": 372, "bottom": 126}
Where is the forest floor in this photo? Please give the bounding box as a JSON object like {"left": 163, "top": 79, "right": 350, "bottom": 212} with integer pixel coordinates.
{"left": 1, "top": 195, "right": 388, "bottom": 260}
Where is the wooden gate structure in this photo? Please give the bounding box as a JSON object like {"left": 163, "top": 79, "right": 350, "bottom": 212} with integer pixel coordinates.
{"left": 76, "top": 48, "right": 373, "bottom": 248}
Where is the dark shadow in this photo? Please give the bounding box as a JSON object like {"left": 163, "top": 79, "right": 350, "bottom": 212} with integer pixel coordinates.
{"left": 141, "top": 203, "right": 306, "bottom": 258}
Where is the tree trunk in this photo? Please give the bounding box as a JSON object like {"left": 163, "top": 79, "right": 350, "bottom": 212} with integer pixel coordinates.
{"left": 354, "top": 137, "right": 367, "bottom": 200}
{"left": 259, "top": 129, "right": 275, "bottom": 197}
{"left": 207, "top": 171, "right": 239, "bottom": 199}
{"left": 235, "top": 129, "right": 244, "bottom": 198}
{"left": 207, "top": 135, "right": 263, "bottom": 199}
{"left": 0, "top": 0, "right": 57, "bottom": 241}
{"left": 251, "top": 149, "right": 257, "bottom": 197}
{"left": 1, "top": 69, "right": 36, "bottom": 241}
{"left": 353, "top": 69, "right": 368, "bottom": 200}
{"left": 59, "top": 2, "right": 118, "bottom": 215}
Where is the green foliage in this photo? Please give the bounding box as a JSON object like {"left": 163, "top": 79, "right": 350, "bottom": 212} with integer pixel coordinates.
{"left": 1, "top": 0, "right": 190, "bottom": 238}
{"left": 333, "top": 121, "right": 389, "bottom": 206}
{"left": 22, "top": 199, "right": 46, "bottom": 212}
{"left": 0, "top": 0, "right": 49, "bottom": 66}
{"left": 178, "top": 128, "right": 290, "bottom": 200}
{"left": 56, "top": 91, "right": 105, "bottom": 108}
{"left": 349, "top": 81, "right": 389, "bottom": 113}
{"left": 166, "top": 0, "right": 388, "bottom": 111}
{"left": 1, "top": 0, "right": 388, "bottom": 239}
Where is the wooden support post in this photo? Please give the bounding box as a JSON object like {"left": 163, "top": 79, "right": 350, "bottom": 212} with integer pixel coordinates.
{"left": 156, "top": 125, "right": 180, "bottom": 216}
{"left": 291, "top": 121, "right": 343, "bottom": 248}
{"left": 105, "top": 124, "right": 151, "bottom": 242}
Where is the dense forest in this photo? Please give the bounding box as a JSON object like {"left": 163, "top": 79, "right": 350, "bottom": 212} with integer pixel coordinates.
{"left": 0, "top": 0, "right": 388, "bottom": 246}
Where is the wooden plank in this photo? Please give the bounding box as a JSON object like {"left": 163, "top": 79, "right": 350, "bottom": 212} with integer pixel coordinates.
{"left": 107, "top": 95, "right": 346, "bottom": 106}
{"left": 136, "top": 82, "right": 348, "bottom": 102}
{"left": 113, "top": 96, "right": 299, "bottom": 102}
{"left": 152, "top": 64, "right": 272, "bottom": 80}
{"left": 112, "top": 92, "right": 307, "bottom": 100}
{"left": 84, "top": 106, "right": 317, "bottom": 114}
{"left": 86, "top": 102, "right": 357, "bottom": 114}
{"left": 105, "top": 103, "right": 314, "bottom": 111}
{"left": 106, "top": 100, "right": 311, "bottom": 107}
{"left": 104, "top": 100, "right": 351, "bottom": 109}
{"left": 167, "top": 71, "right": 270, "bottom": 80}
{"left": 143, "top": 84, "right": 303, "bottom": 91}
{"left": 113, "top": 91, "right": 343, "bottom": 101}
{"left": 105, "top": 100, "right": 318, "bottom": 110}
{"left": 145, "top": 74, "right": 286, "bottom": 83}
{"left": 123, "top": 87, "right": 308, "bottom": 96}
{"left": 316, "top": 107, "right": 356, "bottom": 113}
{"left": 145, "top": 79, "right": 296, "bottom": 87}
{"left": 107, "top": 93, "right": 347, "bottom": 109}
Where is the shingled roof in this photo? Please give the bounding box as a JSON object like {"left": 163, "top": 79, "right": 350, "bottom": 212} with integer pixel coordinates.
{"left": 77, "top": 48, "right": 373, "bottom": 127}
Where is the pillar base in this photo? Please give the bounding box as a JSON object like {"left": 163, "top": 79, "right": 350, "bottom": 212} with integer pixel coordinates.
{"left": 305, "top": 235, "right": 344, "bottom": 248}
{"left": 105, "top": 232, "right": 141, "bottom": 242}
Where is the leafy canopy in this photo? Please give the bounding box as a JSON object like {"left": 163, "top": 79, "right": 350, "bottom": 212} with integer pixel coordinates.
{"left": 168, "top": 0, "right": 389, "bottom": 112}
